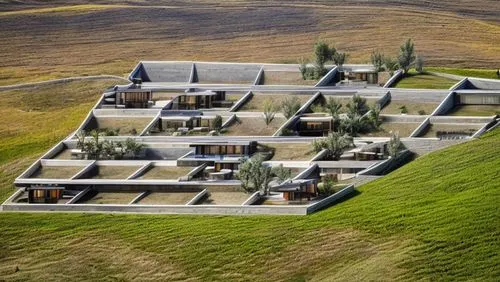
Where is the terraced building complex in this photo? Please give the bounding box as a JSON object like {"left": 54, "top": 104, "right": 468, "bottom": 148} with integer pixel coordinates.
{"left": 2, "top": 62, "right": 499, "bottom": 215}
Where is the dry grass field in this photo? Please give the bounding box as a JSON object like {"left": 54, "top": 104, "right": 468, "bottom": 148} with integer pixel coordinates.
{"left": 0, "top": 1, "right": 498, "bottom": 85}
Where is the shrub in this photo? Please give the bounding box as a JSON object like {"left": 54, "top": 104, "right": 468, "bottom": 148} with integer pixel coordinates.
{"left": 418, "top": 110, "right": 427, "bottom": 115}
{"left": 281, "top": 96, "right": 301, "bottom": 119}
{"left": 400, "top": 105, "right": 409, "bottom": 114}
{"left": 388, "top": 131, "right": 401, "bottom": 158}
{"left": 263, "top": 99, "right": 276, "bottom": 126}
{"left": 213, "top": 115, "right": 223, "bottom": 131}
{"left": 238, "top": 154, "right": 272, "bottom": 194}
{"left": 272, "top": 164, "right": 292, "bottom": 183}
{"left": 318, "top": 176, "right": 337, "bottom": 196}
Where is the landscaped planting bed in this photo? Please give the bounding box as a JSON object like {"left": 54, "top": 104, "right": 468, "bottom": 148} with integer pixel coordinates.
{"left": 419, "top": 124, "right": 483, "bottom": 138}
{"left": 136, "top": 192, "right": 198, "bottom": 205}
{"left": 199, "top": 192, "right": 250, "bottom": 205}
{"left": 311, "top": 97, "right": 379, "bottom": 114}
{"left": 29, "top": 166, "right": 83, "bottom": 179}
{"left": 82, "top": 192, "right": 140, "bottom": 204}
{"left": 447, "top": 105, "right": 500, "bottom": 116}
{"left": 361, "top": 122, "right": 421, "bottom": 137}
{"left": 91, "top": 117, "right": 153, "bottom": 135}
{"left": 381, "top": 100, "right": 438, "bottom": 115}
{"left": 261, "top": 143, "right": 316, "bottom": 161}
{"left": 239, "top": 94, "right": 312, "bottom": 112}
{"left": 262, "top": 71, "right": 316, "bottom": 85}
{"left": 87, "top": 166, "right": 142, "bottom": 179}
{"left": 223, "top": 117, "right": 286, "bottom": 136}
{"left": 51, "top": 148, "right": 73, "bottom": 159}
{"left": 136, "top": 166, "right": 194, "bottom": 180}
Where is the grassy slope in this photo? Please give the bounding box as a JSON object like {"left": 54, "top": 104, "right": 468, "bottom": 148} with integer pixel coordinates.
{"left": 0, "top": 128, "right": 498, "bottom": 280}
{"left": 0, "top": 79, "right": 123, "bottom": 200}
{"left": 427, "top": 67, "right": 500, "bottom": 80}
{"left": 394, "top": 70, "right": 458, "bottom": 89}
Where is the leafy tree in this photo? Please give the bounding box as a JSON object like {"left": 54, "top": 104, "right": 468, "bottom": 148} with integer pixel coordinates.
{"left": 341, "top": 113, "right": 368, "bottom": 136}
{"left": 398, "top": 39, "right": 416, "bottom": 74}
{"left": 325, "top": 97, "right": 342, "bottom": 132}
{"left": 368, "top": 104, "right": 382, "bottom": 129}
{"left": 311, "top": 139, "right": 325, "bottom": 153}
{"left": 311, "top": 133, "right": 352, "bottom": 160}
{"left": 415, "top": 55, "right": 425, "bottom": 73}
{"left": 371, "top": 50, "right": 385, "bottom": 72}
{"left": 314, "top": 41, "right": 335, "bottom": 68}
{"left": 272, "top": 164, "right": 292, "bottom": 183}
{"left": 388, "top": 131, "right": 401, "bottom": 158}
{"left": 238, "top": 154, "right": 272, "bottom": 194}
{"left": 333, "top": 52, "right": 348, "bottom": 66}
{"left": 319, "top": 175, "right": 337, "bottom": 196}
{"left": 124, "top": 138, "right": 144, "bottom": 158}
{"left": 346, "top": 95, "right": 369, "bottom": 117}
{"left": 213, "top": 115, "right": 223, "bottom": 132}
{"left": 384, "top": 56, "right": 399, "bottom": 76}
{"left": 281, "top": 96, "right": 301, "bottom": 119}
{"left": 263, "top": 99, "right": 276, "bottom": 126}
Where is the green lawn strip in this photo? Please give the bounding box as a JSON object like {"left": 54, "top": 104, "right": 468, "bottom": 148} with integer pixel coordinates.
{"left": 427, "top": 67, "right": 500, "bottom": 80}
{"left": 0, "top": 129, "right": 498, "bottom": 280}
{"left": 394, "top": 70, "right": 458, "bottom": 89}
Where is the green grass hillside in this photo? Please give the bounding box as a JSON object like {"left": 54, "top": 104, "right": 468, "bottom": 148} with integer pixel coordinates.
{"left": 1, "top": 125, "right": 498, "bottom": 280}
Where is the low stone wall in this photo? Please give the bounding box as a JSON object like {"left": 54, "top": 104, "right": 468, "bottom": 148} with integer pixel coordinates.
{"left": 2, "top": 203, "right": 308, "bottom": 215}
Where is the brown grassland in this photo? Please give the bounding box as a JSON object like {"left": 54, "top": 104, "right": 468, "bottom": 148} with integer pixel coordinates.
{"left": 0, "top": 0, "right": 499, "bottom": 86}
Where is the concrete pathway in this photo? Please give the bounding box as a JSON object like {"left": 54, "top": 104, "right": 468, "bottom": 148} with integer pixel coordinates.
{"left": 0, "top": 75, "right": 129, "bottom": 91}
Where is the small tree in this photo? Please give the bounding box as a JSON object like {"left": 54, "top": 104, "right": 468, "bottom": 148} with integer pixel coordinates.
{"left": 368, "top": 104, "right": 382, "bottom": 129}
{"left": 314, "top": 41, "right": 335, "bottom": 68}
{"left": 213, "top": 115, "right": 223, "bottom": 132}
{"left": 281, "top": 96, "right": 301, "bottom": 119}
{"left": 272, "top": 164, "right": 292, "bottom": 183}
{"left": 388, "top": 131, "right": 401, "bottom": 158}
{"left": 319, "top": 175, "right": 336, "bottom": 196}
{"left": 263, "top": 99, "right": 276, "bottom": 126}
{"left": 341, "top": 113, "right": 367, "bottom": 137}
{"left": 75, "top": 130, "right": 87, "bottom": 150}
{"left": 325, "top": 97, "right": 342, "bottom": 132}
{"left": 124, "top": 138, "right": 144, "bottom": 158}
{"left": 311, "top": 133, "right": 351, "bottom": 161}
{"left": 324, "top": 132, "right": 352, "bottom": 160}
{"left": 238, "top": 154, "right": 272, "bottom": 194}
{"left": 398, "top": 38, "right": 416, "bottom": 74}
{"left": 333, "top": 52, "right": 348, "bottom": 66}
{"left": 415, "top": 55, "right": 424, "bottom": 73}
{"left": 346, "top": 94, "right": 369, "bottom": 117}
{"left": 311, "top": 138, "right": 325, "bottom": 153}
{"left": 371, "top": 50, "right": 385, "bottom": 72}
{"left": 384, "top": 57, "right": 399, "bottom": 76}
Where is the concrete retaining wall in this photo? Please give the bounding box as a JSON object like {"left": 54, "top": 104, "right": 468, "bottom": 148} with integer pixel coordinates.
{"left": 377, "top": 91, "right": 392, "bottom": 109}
{"left": 401, "top": 139, "right": 465, "bottom": 155}
{"left": 194, "top": 62, "right": 262, "bottom": 84}
{"left": 381, "top": 115, "right": 427, "bottom": 123}
{"left": 357, "top": 150, "right": 411, "bottom": 176}
{"left": 410, "top": 117, "right": 431, "bottom": 137}
{"left": 2, "top": 203, "right": 308, "bottom": 215}
{"left": 186, "top": 189, "right": 207, "bottom": 205}
{"left": 383, "top": 70, "right": 403, "bottom": 88}
{"left": 315, "top": 66, "right": 338, "bottom": 87}
{"left": 254, "top": 67, "right": 264, "bottom": 85}
{"left": 431, "top": 91, "right": 456, "bottom": 116}
{"left": 138, "top": 62, "right": 193, "bottom": 83}
{"left": 306, "top": 185, "right": 354, "bottom": 214}
{"left": 310, "top": 149, "right": 329, "bottom": 162}
{"left": 472, "top": 118, "right": 499, "bottom": 138}
{"left": 229, "top": 91, "right": 253, "bottom": 112}
{"left": 241, "top": 191, "right": 261, "bottom": 206}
